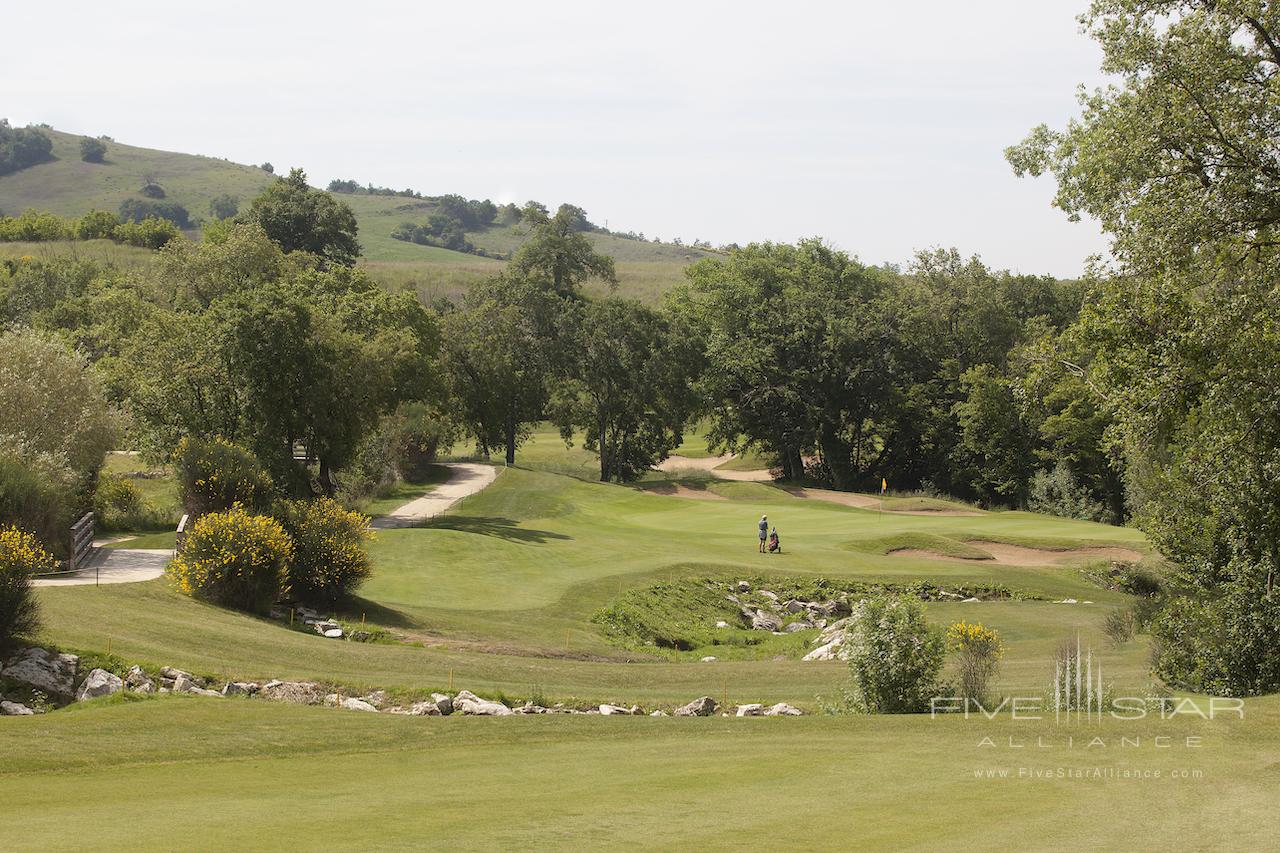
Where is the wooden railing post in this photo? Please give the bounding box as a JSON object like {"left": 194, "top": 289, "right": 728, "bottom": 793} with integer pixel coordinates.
{"left": 69, "top": 512, "right": 95, "bottom": 574}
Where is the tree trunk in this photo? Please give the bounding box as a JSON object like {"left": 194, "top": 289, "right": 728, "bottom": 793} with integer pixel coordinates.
{"left": 318, "top": 457, "right": 336, "bottom": 497}
{"left": 505, "top": 412, "right": 517, "bottom": 466}
{"left": 819, "top": 422, "right": 854, "bottom": 491}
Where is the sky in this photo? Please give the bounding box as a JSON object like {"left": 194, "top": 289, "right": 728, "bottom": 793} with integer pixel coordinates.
{"left": 5, "top": 0, "right": 1110, "bottom": 276}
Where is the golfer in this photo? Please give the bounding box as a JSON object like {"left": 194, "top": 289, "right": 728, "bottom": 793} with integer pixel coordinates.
{"left": 758, "top": 514, "right": 769, "bottom": 553}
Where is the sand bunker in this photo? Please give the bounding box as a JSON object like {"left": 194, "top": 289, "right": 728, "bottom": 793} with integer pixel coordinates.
{"left": 657, "top": 454, "right": 774, "bottom": 482}
{"left": 890, "top": 540, "right": 1144, "bottom": 567}
{"left": 785, "top": 487, "right": 982, "bottom": 516}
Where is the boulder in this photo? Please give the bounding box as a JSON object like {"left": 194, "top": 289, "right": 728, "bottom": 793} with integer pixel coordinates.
{"left": 700, "top": 656, "right": 718, "bottom": 662}
{"left": 1, "top": 647, "right": 78, "bottom": 697}
{"left": 339, "top": 697, "right": 378, "bottom": 713}
{"left": 512, "top": 703, "right": 549, "bottom": 714}
{"left": 259, "top": 680, "right": 325, "bottom": 705}
{"left": 759, "top": 590, "right": 779, "bottom": 602}
{"left": 452, "top": 690, "right": 512, "bottom": 716}
{"left": 764, "top": 702, "right": 804, "bottom": 716}
{"left": 599, "top": 704, "right": 632, "bottom": 715}
{"left": 649, "top": 710, "right": 669, "bottom": 717}
{"left": 430, "top": 692, "right": 454, "bottom": 716}
{"left": 76, "top": 668, "right": 123, "bottom": 701}
{"left": 674, "top": 696, "right": 718, "bottom": 717}
{"left": 802, "top": 637, "right": 848, "bottom": 661}
{"left": 406, "top": 700, "right": 443, "bottom": 716}
{"left": 0, "top": 700, "right": 34, "bottom": 716}
{"left": 172, "top": 673, "right": 199, "bottom": 694}
{"left": 783, "top": 599, "right": 807, "bottom": 614}
{"left": 361, "top": 690, "right": 388, "bottom": 708}
{"left": 751, "top": 610, "right": 782, "bottom": 632}
{"left": 735, "top": 580, "right": 751, "bottom": 593}
{"left": 188, "top": 687, "right": 222, "bottom": 698}
{"left": 221, "top": 681, "right": 259, "bottom": 697}
{"left": 124, "top": 666, "right": 155, "bottom": 693}
{"left": 784, "top": 621, "right": 813, "bottom": 633}
{"left": 735, "top": 703, "right": 764, "bottom": 717}
{"left": 714, "top": 620, "right": 729, "bottom": 629}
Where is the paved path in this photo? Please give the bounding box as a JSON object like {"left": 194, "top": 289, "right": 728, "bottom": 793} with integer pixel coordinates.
{"left": 32, "top": 549, "right": 172, "bottom": 587}
{"left": 370, "top": 462, "right": 499, "bottom": 529}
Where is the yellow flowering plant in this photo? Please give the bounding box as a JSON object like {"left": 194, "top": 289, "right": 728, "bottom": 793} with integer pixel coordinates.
{"left": 167, "top": 505, "right": 292, "bottom": 613}
{"left": 277, "top": 498, "right": 373, "bottom": 606}
{"left": 0, "top": 526, "right": 52, "bottom": 646}
{"left": 946, "top": 620, "right": 1004, "bottom": 704}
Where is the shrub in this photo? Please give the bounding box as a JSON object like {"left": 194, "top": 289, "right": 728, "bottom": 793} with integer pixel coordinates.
{"left": 0, "top": 209, "right": 71, "bottom": 242}
{"left": 0, "top": 526, "right": 52, "bottom": 649}
{"left": 208, "top": 194, "right": 239, "bottom": 220}
{"left": 111, "top": 216, "right": 180, "bottom": 249}
{"left": 277, "top": 498, "right": 372, "bottom": 605}
{"left": 946, "top": 620, "right": 1003, "bottom": 704}
{"left": 118, "top": 198, "right": 189, "bottom": 228}
{"left": 1102, "top": 608, "right": 1136, "bottom": 645}
{"left": 80, "top": 136, "right": 107, "bottom": 163}
{"left": 0, "top": 120, "right": 53, "bottom": 176}
{"left": 168, "top": 506, "right": 292, "bottom": 612}
{"left": 1150, "top": 581, "right": 1280, "bottom": 696}
{"left": 75, "top": 210, "right": 120, "bottom": 240}
{"left": 0, "top": 445, "right": 77, "bottom": 556}
{"left": 1028, "top": 461, "right": 1110, "bottom": 523}
{"left": 173, "top": 436, "right": 273, "bottom": 518}
{"left": 139, "top": 181, "right": 166, "bottom": 199}
{"left": 846, "top": 595, "right": 945, "bottom": 713}
{"left": 92, "top": 473, "right": 168, "bottom": 532}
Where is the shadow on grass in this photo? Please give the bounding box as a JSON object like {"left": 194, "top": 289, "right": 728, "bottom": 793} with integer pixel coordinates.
{"left": 338, "top": 596, "right": 419, "bottom": 629}
{"left": 423, "top": 515, "right": 573, "bottom": 544}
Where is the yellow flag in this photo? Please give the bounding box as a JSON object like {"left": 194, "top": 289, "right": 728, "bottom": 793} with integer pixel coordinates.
{"left": 881, "top": 478, "right": 888, "bottom": 494}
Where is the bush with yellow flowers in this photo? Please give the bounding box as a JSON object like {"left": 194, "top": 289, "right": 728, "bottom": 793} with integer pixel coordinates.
{"left": 173, "top": 436, "right": 273, "bottom": 518}
{"left": 946, "top": 620, "right": 1004, "bottom": 704}
{"left": 277, "top": 498, "right": 372, "bottom": 606}
{"left": 0, "top": 526, "right": 53, "bottom": 648}
{"left": 167, "top": 505, "right": 292, "bottom": 613}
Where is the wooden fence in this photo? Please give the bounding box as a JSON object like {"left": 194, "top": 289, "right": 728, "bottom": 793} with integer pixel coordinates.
{"left": 69, "top": 512, "right": 95, "bottom": 573}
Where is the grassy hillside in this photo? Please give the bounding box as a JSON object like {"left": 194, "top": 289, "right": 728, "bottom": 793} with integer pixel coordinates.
{"left": 0, "top": 126, "right": 712, "bottom": 301}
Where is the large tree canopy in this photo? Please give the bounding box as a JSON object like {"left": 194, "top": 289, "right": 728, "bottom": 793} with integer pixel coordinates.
{"left": 1009, "top": 0, "right": 1280, "bottom": 694}
{"left": 241, "top": 168, "right": 361, "bottom": 267}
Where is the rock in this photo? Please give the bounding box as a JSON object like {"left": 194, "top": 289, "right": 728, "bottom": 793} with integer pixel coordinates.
{"left": 0, "top": 700, "right": 34, "bottom": 716}
{"left": 649, "top": 710, "right": 669, "bottom": 717}
{"left": 323, "top": 628, "right": 343, "bottom": 639}
{"left": 188, "top": 687, "right": 222, "bottom": 698}
{"left": 735, "top": 580, "right": 750, "bottom": 593}
{"left": 315, "top": 620, "right": 343, "bottom": 638}
{"left": 160, "top": 666, "right": 199, "bottom": 684}
{"left": 783, "top": 599, "right": 807, "bottom": 614}
{"left": 172, "top": 673, "right": 200, "bottom": 694}
{"left": 700, "top": 656, "right": 718, "bottom": 662}
{"left": 784, "top": 621, "right": 812, "bottom": 633}
{"left": 802, "top": 636, "right": 849, "bottom": 661}
{"left": 512, "top": 703, "right": 549, "bottom": 714}
{"left": 361, "top": 690, "right": 387, "bottom": 708}
{"left": 339, "top": 697, "right": 378, "bottom": 713}
{"left": 764, "top": 702, "right": 804, "bottom": 716}
{"left": 599, "top": 704, "right": 632, "bottom": 715}
{"left": 76, "top": 668, "right": 123, "bottom": 701}
{"left": 674, "top": 696, "right": 718, "bottom": 717}
{"left": 828, "top": 598, "right": 853, "bottom": 617}
{"left": 431, "top": 692, "right": 454, "bottom": 715}
{"left": 221, "top": 681, "right": 259, "bottom": 696}
{"left": 1056, "top": 598, "right": 1078, "bottom": 604}
{"left": 735, "top": 703, "right": 764, "bottom": 717}
{"left": 124, "top": 666, "right": 155, "bottom": 693}
{"left": 1, "top": 647, "right": 78, "bottom": 697}
{"left": 452, "top": 690, "right": 512, "bottom": 716}
{"left": 259, "top": 680, "right": 325, "bottom": 705}
{"left": 715, "top": 620, "right": 729, "bottom": 629}
{"left": 407, "top": 700, "right": 443, "bottom": 716}
{"left": 759, "top": 590, "right": 779, "bottom": 602}
{"left": 751, "top": 610, "right": 782, "bottom": 631}
{"left": 814, "top": 617, "right": 852, "bottom": 645}
{"left": 963, "top": 597, "right": 981, "bottom": 603}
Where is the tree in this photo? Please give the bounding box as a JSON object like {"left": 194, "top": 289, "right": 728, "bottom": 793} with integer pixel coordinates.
{"left": 952, "top": 365, "right": 1035, "bottom": 508}
{"left": 442, "top": 283, "right": 550, "bottom": 465}
{"left": 510, "top": 203, "right": 616, "bottom": 297}
{"left": 551, "top": 299, "right": 700, "bottom": 482}
{"left": 1008, "top": 0, "right": 1280, "bottom": 692}
{"left": 79, "top": 136, "right": 107, "bottom": 163}
{"left": 241, "top": 169, "right": 360, "bottom": 266}
{"left": 0, "top": 120, "right": 52, "bottom": 176}
{"left": 260, "top": 162, "right": 274, "bottom": 174}
{"left": 208, "top": 193, "right": 239, "bottom": 220}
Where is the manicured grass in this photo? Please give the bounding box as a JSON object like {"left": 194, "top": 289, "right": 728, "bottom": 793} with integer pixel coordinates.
{"left": 39, "top": 462, "right": 1151, "bottom": 703}
{"left": 3, "top": 696, "right": 1276, "bottom": 849}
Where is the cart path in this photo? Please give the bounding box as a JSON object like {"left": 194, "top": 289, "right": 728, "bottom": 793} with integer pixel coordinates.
{"left": 369, "top": 462, "right": 499, "bottom": 529}
{"left": 32, "top": 549, "right": 172, "bottom": 587}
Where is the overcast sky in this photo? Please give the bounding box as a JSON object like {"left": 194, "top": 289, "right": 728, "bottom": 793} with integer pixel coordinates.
{"left": 7, "top": 1, "right": 1109, "bottom": 276}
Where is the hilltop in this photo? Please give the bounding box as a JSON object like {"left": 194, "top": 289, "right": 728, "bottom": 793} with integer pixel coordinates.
{"left": 0, "top": 126, "right": 716, "bottom": 301}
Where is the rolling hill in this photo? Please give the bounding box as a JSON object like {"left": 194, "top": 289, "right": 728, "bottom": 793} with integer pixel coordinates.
{"left": 0, "top": 126, "right": 716, "bottom": 301}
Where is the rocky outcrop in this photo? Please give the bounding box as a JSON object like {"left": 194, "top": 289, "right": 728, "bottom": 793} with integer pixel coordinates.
{"left": 125, "top": 666, "right": 155, "bottom": 693}
{"left": 221, "top": 681, "right": 259, "bottom": 697}
{"left": 1, "top": 647, "right": 78, "bottom": 697}
{"left": 452, "top": 690, "right": 512, "bottom": 716}
{"left": 259, "top": 680, "right": 325, "bottom": 705}
{"left": 76, "top": 668, "right": 123, "bottom": 701}
{"left": 675, "top": 696, "right": 718, "bottom": 717}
